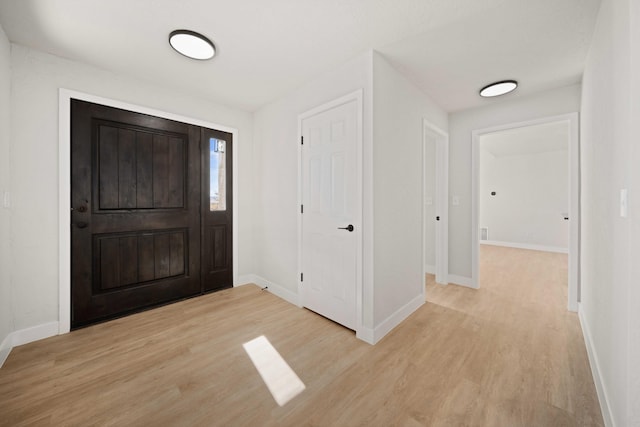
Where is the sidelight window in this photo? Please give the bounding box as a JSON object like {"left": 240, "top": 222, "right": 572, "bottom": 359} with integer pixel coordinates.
{"left": 209, "top": 138, "right": 226, "bottom": 211}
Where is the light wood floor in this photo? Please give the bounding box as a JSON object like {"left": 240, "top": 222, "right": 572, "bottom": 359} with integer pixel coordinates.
{"left": 0, "top": 245, "right": 603, "bottom": 426}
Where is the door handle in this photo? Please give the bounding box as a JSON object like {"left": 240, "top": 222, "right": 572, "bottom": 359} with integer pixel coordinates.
{"left": 338, "top": 224, "right": 354, "bottom": 232}
{"left": 75, "top": 222, "right": 88, "bottom": 229}
{"left": 436, "top": 216, "right": 440, "bottom": 221}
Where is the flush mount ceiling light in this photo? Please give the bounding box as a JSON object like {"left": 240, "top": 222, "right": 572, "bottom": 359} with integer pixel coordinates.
{"left": 169, "top": 30, "right": 215, "bottom": 60}
{"left": 479, "top": 80, "right": 518, "bottom": 97}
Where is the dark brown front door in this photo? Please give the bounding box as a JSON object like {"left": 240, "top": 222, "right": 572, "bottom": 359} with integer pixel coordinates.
{"left": 71, "top": 100, "right": 232, "bottom": 328}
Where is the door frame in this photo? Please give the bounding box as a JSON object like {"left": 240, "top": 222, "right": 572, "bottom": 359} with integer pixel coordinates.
{"left": 471, "top": 112, "right": 580, "bottom": 311}
{"left": 422, "top": 120, "right": 449, "bottom": 294}
{"left": 297, "top": 89, "right": 364, "bottom": 337}
{"left": 58, "top": 88, "right": 239, "bottom": 334}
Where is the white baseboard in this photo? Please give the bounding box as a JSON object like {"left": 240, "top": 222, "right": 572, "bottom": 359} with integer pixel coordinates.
{"left": 247, "top": 274, "right": 300, "bottom": 307}
{"left": 448, "top": 274, "right": 477, "bottom": 289}
{"left": 356, "top": 327, "right": 374, "bottom": 345}
{"left": 12, "top": 321, "right": 60, "bottom": 347}
{"left": 480, "top": 240, "right": 568, "bottom": 254}
{"left": 0, "top": 333, "right": 12, "bottom": 368}
{"left": 235, "top": 274, "right": 258, "bottom": 287}
{"left": 0, "top": 321, "right": 60, "bottom": 369}
{"left": 372, "top": 293, "right": 424, "bottom": 344}
{"left": 579, "top": 306, "right": 615, "bottom": 427}
{"left": 424, "top": 264, "right": 435, "bottom": 275}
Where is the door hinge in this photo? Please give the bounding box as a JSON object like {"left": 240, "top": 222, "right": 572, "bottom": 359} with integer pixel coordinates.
{"left": 301, "top": 273, "right": 303, "bottom": 282}
{"left": 301, "top": 204, "right": 304, "bottom": 214}
{"left": 301, "top": 136, "right": 304, "bottom": 145}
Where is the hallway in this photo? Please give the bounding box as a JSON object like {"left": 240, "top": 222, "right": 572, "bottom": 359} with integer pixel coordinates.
{"left": 426, "top": 245, "right": 602, "bottom": 425}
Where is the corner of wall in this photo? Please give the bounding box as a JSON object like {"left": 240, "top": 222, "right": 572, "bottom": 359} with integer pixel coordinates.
{"left": 0, "top": 321, "right": 60, "bottom": 369}
{"left": 0, "top": 334, "right": 11, "bottom": 368}
{"left": 0, "top": 22, "right": 15, "bottom": 364}
{"left": 371, "top": 294, "right": 424, "bottom": 344}
{"left": 579, "top": 306, "right": 616, "bottom": 427}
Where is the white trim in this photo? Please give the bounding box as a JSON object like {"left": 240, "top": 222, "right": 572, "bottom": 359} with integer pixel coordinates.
{"left": 471, "top": 113, "right": 580, "bottom": 312}
{"left": 0, "top": 334, "right": 11, "bottom": 368}
{"left": 297, "top": 90, "right": 365, "bottom": 340}
{"left": 447, "top": 274, "right": 477, "bottom": 289}
{"left": 480, "top": 240, "right": 568, "bottom": 254}
{"left": 58, "top": 89, "right": 240, "bottom": 334}
{"left": 423, "top": 120, "right": 449, "bottom": 290}
{"left": 248, "top": 275, "right": 300, "bottom": 307}
{"left": 567, "top": 114, "right": 580, "bottom": 311}
{"left": 579, "top": 306, "right": 615, "bottom": 427}
{"left": 12, "top": 321, "right": 60, "bottom": 347}
{"left": 59, "top": 92, "right": 71, "bottom": 334}
{"left": 0, "top": 322, "right": 60, "bottom": 369}
{"left": 372, "top": 293, "right": 424, "bottom": 344}
{"left": 356, "top": 327, "right": 374, "bottom": 345}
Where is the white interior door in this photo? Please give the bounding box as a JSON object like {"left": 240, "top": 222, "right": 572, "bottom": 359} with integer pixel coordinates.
{"left": 423, "top": 122, "right": 449, "bottom": 286}
{"left": 301, "top": 99, "right": 358, "bottom": 330}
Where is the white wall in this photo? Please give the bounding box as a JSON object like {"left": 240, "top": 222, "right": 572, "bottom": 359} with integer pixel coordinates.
{"left": 448, "top": 84, "right": 581, "bottom": 278}
{"left": 9, "top": 44, "right": 254, "bottom": 332}
{"left": 252, "top": 50, "right": 447, "bottom": 334}
{"left": 252, "top": 51, "right": 374, "bottom": 326}
{"left": 628, "top": 1, "right": 640, "bottom": 423}
{"left": 479, "top": 147, "right": 568, "bottom": 250}
{"left": 372, "top": 52, "right": 447, "bottom": 325}
{"left": 0, "top": 24, "right": 13, "bottom": 356}
{"left": 580, "top": 0, "right": 640, "bottom": 425}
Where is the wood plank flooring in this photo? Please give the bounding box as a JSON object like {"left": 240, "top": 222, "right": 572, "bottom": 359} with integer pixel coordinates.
{"left": 0, "top": 245, "right": 603, "bottom": 426}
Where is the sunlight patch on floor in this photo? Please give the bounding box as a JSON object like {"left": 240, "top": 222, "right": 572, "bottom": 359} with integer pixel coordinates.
{"left": 243, "top": 335, "right": 306, "bottom": 406}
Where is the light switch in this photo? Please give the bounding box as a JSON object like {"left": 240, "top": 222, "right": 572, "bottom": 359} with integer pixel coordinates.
{"left": 452, "top": 195, "right": 460, "bottom": 206}
{"left": 620, "top": 189, "right": 628, "bottom": 218}
{"left": 2, "top": 191, "right": 9, "bottom": 209}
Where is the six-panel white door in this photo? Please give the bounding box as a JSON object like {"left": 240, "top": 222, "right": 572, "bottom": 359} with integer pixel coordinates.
{"left": 301, "top": 99, "right": 358, "bottom": 330}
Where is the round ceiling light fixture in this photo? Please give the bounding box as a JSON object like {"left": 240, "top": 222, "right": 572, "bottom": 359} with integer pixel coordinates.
{"left": 169, "top": 30, "right": 216, "bottom": 60}
{"left": 479, "top": 80, "right": 518, "bottom": 97}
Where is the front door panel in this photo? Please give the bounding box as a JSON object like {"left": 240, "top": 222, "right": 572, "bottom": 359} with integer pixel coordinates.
{"left": 71, "top": 100, "right": 202, "bottom": 328}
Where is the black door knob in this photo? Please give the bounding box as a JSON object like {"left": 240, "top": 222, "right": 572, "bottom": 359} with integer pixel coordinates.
{"left": 338, "top": 224, "right": 354, "bottom": 232}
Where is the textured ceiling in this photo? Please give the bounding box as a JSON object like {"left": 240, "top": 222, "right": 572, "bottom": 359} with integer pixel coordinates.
{"left": 0, "top": 0, "right": 601, "bottom": 112}
{"left": 480, "top": 121, "right": 569, "bottom": 158}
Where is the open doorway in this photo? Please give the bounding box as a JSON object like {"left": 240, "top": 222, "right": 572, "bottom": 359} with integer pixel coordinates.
{"left": 471, "top": 113, "right": 579, "bottom": 312}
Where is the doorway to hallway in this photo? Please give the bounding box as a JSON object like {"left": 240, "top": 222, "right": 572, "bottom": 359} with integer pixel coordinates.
{"left": 471, "top": 113, "right": 579, "bottom": 311}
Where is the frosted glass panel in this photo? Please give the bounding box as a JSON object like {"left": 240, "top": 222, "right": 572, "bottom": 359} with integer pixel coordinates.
{"left": 210, "top": 138, "right": 226, "bottom": 211}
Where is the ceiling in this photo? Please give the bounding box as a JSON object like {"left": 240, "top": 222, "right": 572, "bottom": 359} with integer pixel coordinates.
{"left": 0, "top": 0, "right": 601, "bottom": 112}
{"left": 480, "top": 121, "right": 569, "bottom": 158}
